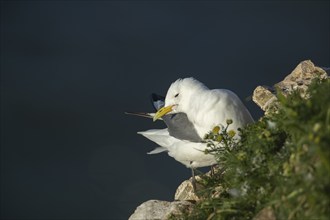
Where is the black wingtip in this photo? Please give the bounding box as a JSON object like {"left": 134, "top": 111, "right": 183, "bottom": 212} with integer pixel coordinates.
{"left": 150, "top": 93, "right": 165, "bottom": 111}
{"left": 150, "top": 93, "right": 165, "bottom": 102}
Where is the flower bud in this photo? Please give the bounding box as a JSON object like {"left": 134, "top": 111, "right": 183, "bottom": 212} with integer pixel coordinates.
{"left": 228, "top": 130, "right": 236, "bottom": 138}
{"left": 216, "top": 135, "right": 223, "bottom": 142}
{"left": 212, "top": 126, "right": 220, "bottom": 134}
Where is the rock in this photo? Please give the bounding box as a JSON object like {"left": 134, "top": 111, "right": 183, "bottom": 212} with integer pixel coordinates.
{"left": 322, "top": 67, "right": 330, "bottom": 74}
{"left": 175, "top": 168, "right": 225, "bottom": 201}
{"left": 275, "top": 60, "right": 327, "bottom": 95}
{"left": 252, "top": 60, "right": 328, "bottom": 113}
{"left": 128, "top": 200, "right": 194, "bottom": 220}
{"left": 253, "top": 207, "right": 276, "bottom": 220}
{"left": 174, "top": 178, "right": 200, "bottom": 201}
{"left": 252, "top": 86, "right": 277, "bottom": 113}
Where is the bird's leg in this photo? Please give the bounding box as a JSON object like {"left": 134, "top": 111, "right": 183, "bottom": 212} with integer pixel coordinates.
{"left": 191, "top": 167, "right": 197, "bottom": 192}
{"left": 210, "top": 165, "right": 215, "bottom": 177}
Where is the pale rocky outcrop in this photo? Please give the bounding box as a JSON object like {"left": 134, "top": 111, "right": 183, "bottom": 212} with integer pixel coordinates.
{"left": 175, "top": 169, "right": 224, "bottom": 201}
{"left": 252, "top": 60, "right": 328, "bottom": 114}
{"left": 174, "top": 178, "right": 200, "bottom": 201}
{"left": 128, "top": 200, "right": 194, "bottom": 220}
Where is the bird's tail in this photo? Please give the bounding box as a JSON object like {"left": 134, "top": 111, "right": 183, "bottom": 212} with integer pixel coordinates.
{"left": 147, "top": 147, "right": 167, "bottom": 154}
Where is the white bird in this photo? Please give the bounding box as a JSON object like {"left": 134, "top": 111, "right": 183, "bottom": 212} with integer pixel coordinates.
{"left": 131, "top": 78, "right": 254, "bottom": 190}
{"left": 153, "top": 77, "right": 254, "bottom": 139}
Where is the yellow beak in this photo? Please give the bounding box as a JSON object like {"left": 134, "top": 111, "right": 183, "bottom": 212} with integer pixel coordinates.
{"left": 153, "top": 105, "right": 174, "bottom": 122}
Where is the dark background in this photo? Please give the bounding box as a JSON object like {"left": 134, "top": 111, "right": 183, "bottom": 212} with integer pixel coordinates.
{"left": 1, "top": 1, "right": 329, "bottom": 219}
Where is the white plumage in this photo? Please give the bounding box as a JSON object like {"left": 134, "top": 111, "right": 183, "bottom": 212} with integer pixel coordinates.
{"left": 139, "top": 77, "right": 254, "bottom": 169}
{"left": 138, "top": 129, "right": 217, "bottom": 168}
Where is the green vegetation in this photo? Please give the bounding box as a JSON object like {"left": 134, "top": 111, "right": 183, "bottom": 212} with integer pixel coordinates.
{"left": 182, "top": 77, "right": 330, "bottom": 220}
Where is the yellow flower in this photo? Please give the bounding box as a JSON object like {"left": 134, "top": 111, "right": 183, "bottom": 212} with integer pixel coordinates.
{"left": 216, "top": 135, "right": 223, "bottom": 142}
{"left": 212, "top": 126, "right": 220, "bottom": 134}
{"left": 228, "top": 130, "right": 236, "bottom": 138}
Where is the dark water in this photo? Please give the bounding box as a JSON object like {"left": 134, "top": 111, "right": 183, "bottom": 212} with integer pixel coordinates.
{"left": 1, "top": 1, "right": 329, "bottom": 219}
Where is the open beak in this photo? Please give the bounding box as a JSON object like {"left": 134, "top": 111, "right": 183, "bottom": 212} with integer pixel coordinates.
{"left": 153, "top": 105, "right": 174, "bottom": 122}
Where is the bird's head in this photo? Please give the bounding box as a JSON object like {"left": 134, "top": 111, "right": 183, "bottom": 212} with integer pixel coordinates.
{"left": 153, "top": 77, "right": 207, "bottom": 121}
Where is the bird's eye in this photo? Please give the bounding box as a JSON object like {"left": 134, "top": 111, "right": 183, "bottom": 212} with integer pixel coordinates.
{"left": 174, "top": 93, "right": 179, "bottom": 98}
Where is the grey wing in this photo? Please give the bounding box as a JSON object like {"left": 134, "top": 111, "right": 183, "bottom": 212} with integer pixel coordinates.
{"left": 151, "top": 93, "right": 202, "bottom": 142}
{"left": 163, "top": 114, "right": 202, "bottom": 142}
